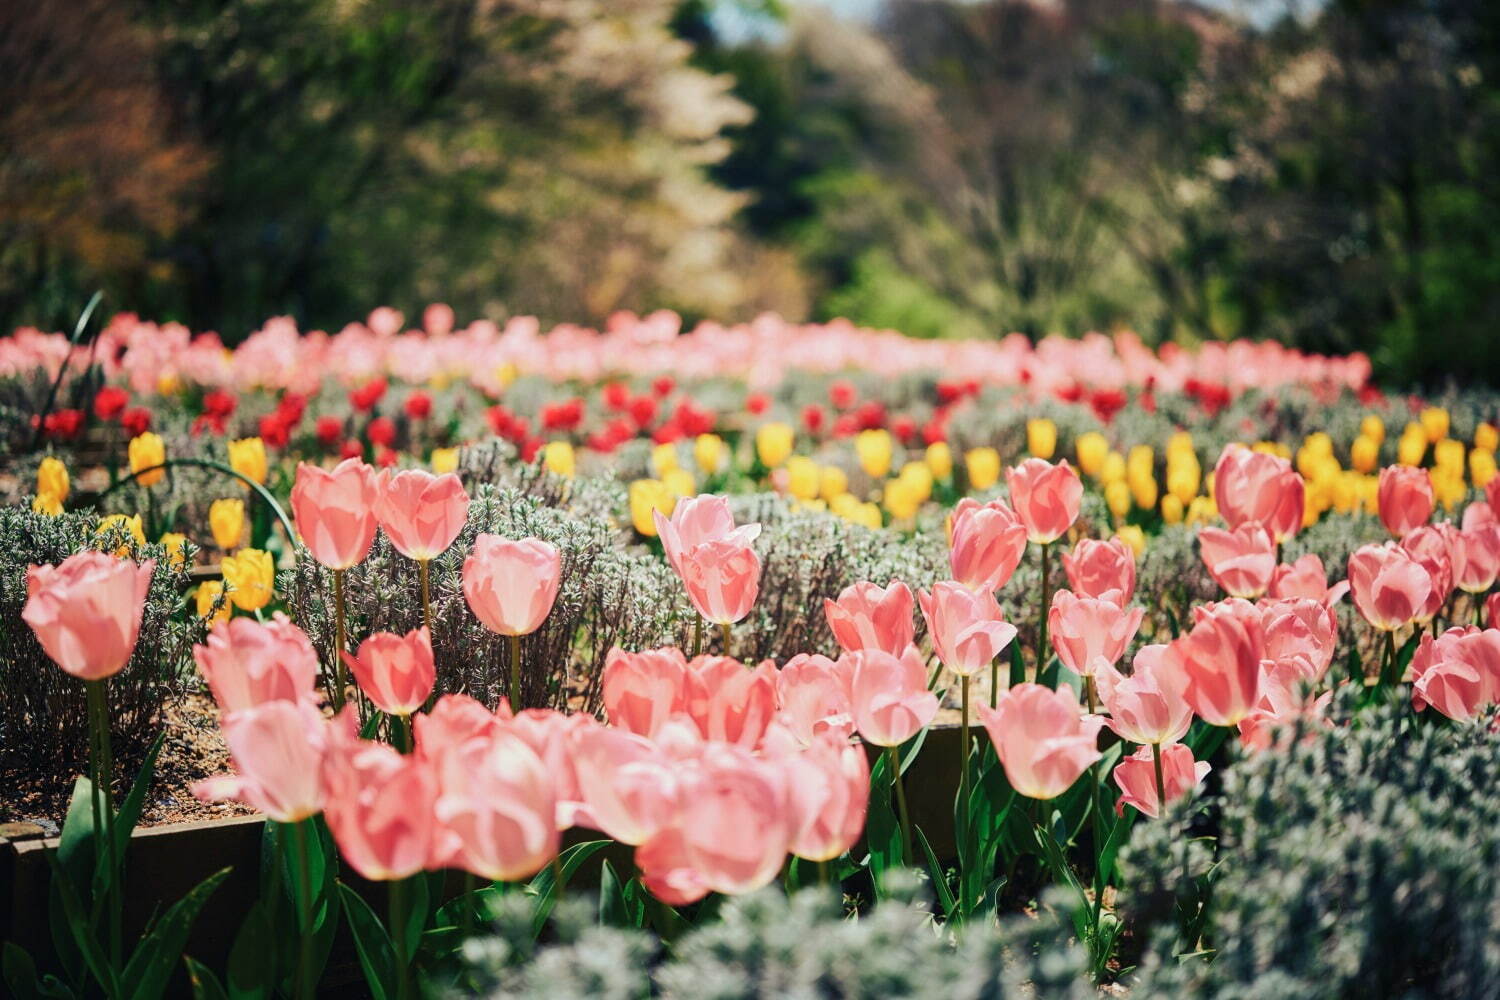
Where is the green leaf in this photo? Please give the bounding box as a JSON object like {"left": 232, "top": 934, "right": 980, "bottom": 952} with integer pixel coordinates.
{"left": 527, "top": 840, "right": 611, "bottom": 937}
{"left": 225, "top": 900, "right": 274, "bottom": 999}
{"left": 183, "top": 957, "right": 229, "bottom": 1000}
{"left": 111, "top": 732, "right": 165, "bottom": 867}
{"left": 915, "top": 827, "right": 956, "bottom": 917}
{"left": 1096, "top": 810, "right": 1135, "bottom": 886}
{"left": 1009, "top": 641, "right": 1026, "bottom": 687}
{"left": 863, "top": 752, "right": 902, "bottom": 896}
{"left": 43, "top": 852, "right": 117, "bottom": 999}
{"left": 3, "top": 942, "right": 42, "bottom": 1000}
{"left": 598, "top": 861, "right": 630, "bottom": 928}
{"left": 337, "top": 883, "right": 394, "bottom": 1000}
{"left": 123, "top": 867, "right": 231, "bottom": 1000}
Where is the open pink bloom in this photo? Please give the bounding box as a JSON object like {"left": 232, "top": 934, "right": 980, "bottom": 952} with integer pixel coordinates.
{"left": 823, "top": 580, "right": 914, "bottom": 656}
{"left": 1401, "top": 525, "right": 1454, "bottom": 622}
{"left": 602, "top": 647, "right": 692, "bottom": 739}
{"left": 1348, "top": 542, "right": 1433, "bottom": 632}
{"left": 1096, "top": 646, "right": 1192, "bottom": 746}
{"left": 678, "top": 540, "right": 761, "bottom": 625}
{"left": 415, "top": 693, "right": 505, "bottom": 759}
{"left": 341, "top": 626, "right": 435, "bottom": 716}
{"left": 1268, "top": 553, "right": 1349, "bottom": 605}
{"left": 428, "top": 726, "right": 558, "bottom": 881}
{"left": 507, "top": 709, "right": 596, "bottom": 829}
{"left": 1113, "top": 743, "right": 1209, "bottom": 819}
{"left": 1062, "top": 537, "right": 1136, "bottom": 604}
{"left": 24, "top": 551, "right": 155, "bottom": 681}
{"left": 374, "top": 469, "right": 470, "bottom": 561}
{"left": 1457, "top": 523, "right": 1500, "bottom": 593}
{"left": 1490, "top": 593, "right": 1500, "bottom": 629}
{"left": 1005, "top": 458, "right": 1082, "bottom": 544}
{"left": 687, "top": 656, "right": 777, "bottom": 749}
{"left": 193, "top": 612, "right": 320, "bottom": 713}
{"left": 1198, "top": 521, "right": 1276, "bottom": 599}
{"left": 979, "top": 683, "right": 1103, "bottom": 800}
{"left": 948, "top": 497, "right": 1029, "bottom": 592}
{"left": 321, "top": 710, "right": 438, "bottom": 880}
{"left": 919, "top": 582, "right": 1018, "bottom": 678}
{"left": 654, "top": 494, "right": 761, "bottom": 578}
{"left": 775, "top": 654, "right": 853, "bottom": 745}
{"left": 1378, "top": 465, "right": 1435, "bottom": 536}
{"left": 1212, "top": 446, "right": 1304, "bottom": 542}
{"left": 1261, "top": 597, "right": 1339, "bottom": 679}
{"left": 1410, "top": 626, "right": 1500, "bottom": 721}
{"left": 568, "top": 726, "right": 682, "bottom": 846}
{"left": 1464, "top": 500, "right": 1496, "bottom": 530}
{"left": 1170, "top": 598, "right": 1264, "bottom": 726}
{"left": 847, "top": 646, "right": 939, "bottom": 747}
{"left": 767, "top": 731, "right": 868, "bottom": 863}
{"left": 462, "top": 534, "right": 561, "bottom": 636}
{"left": 193, "top": 700, "right": 329, "bottom": 823}
{"left": 1048, "top": 588, "right": 1143, "bottom": 679}
{"left": 291, "top": 458, "right": 378, "bottom": 570}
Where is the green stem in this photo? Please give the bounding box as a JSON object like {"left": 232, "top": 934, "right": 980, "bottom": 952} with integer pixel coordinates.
{"left": 332, "top": 569, "right": 348, "bottom": 712}
{"left": 1085, "top": 674, "right": 1097, "bottom": 715}
{"left": 719, "top": 620, "right": 732, "bottom": 657}
{"left": 1151, "top": 741, "right": 1166, "bottom": 812}
{"left": 692, "top": 616, "right": 703, "bottom": 658}
{"left": 390, "top": 877, "right": 412, "bottom": 1000}
{"left": 1037, "top": 541, "right": 1052, "bottom": 689}
{"left": 419, "top": 559, "right": 433, "bottom": 639}
{"left": 1382, "top": 629, "right": 1399, "bottom": 687}
{"left": 818, "top": 859, "right": 830, "bottom": 889}
{"left": 959, "top": 674, "right": 971, "bottom": 916}
{"left": 291, "top": 820, "right": 315, "bottom": 1000}
{"left": 461, "top": 872, "right": 477, "bottom": 941}
{"left": 87, "top": 680, "right": 120, "bottom": 966}
{"left": 393, "top": 713, "right": 412, "bottom": 753}
{"left": 94, "top": 457, "right": 295, "bottom": 544}
{"left": 886, "top": 745, "right": 913, "bottom": 868}
{"left": 508, "top": 633, "right": 523, "bottom": 710}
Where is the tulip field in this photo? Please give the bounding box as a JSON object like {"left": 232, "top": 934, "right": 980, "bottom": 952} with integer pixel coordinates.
{"left": 3, "top": 308, "right": 1500, "bottom": 998}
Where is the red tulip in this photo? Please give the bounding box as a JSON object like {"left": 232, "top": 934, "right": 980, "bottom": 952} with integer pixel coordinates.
{"left": 1113, "top": 743, "right": 1209, "bottom": 818}
{"left": 1005, "top": 458, "right": 1082, "bottom": 544}
{"left": 375, "top": 469, "right": 470, "bottom": 561}
{"left": 1378, "top": 465, "right": 1435, "bottom": 536}
{"left": 1348, "top": 542, "right": 1433, "bottom": 632}
{"left": 193, "top": 612, "right": 320, "bottom": 713}
{"left": 979, "top": 683, "right": 1104, "bottom": 800}
{"left": 342, "top": 626, "right": 435, "bottom": 716}
{"left": 193, "top": 700, "right": 329, "bottom": 823}
{"left": 1062, "top": 537, "right": 1136, "bottom": 604}
{"left": 1198, "top": 521, "right": 1276, "bottom": 599}
{"left": 23, "top": 551, "right": 155, "bottom": 681}
{"left": 1170, "top": 598, "right": 1264, "bottom": 726}
{"left": 291, "top": 458, "right": 378, "bottom": 570}
{"left": 462, "top": 535, "right": 562, "bottom": 636}
{"left": 846, "top": 647, "right": 939, "bottom": 747}
{"left": 1212, "top": 445, "right": 1304, "bottom": 542}
{"left": 948, "top": 497, "right": 1029, "bottom": 592}
{"left": 1047, "top": 588, "right": 1143, "bottom": 679}
{"left": 823, "top": 580, "right": 915, "bottom": 656}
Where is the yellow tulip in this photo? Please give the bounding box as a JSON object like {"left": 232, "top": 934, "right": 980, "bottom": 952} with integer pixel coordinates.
{"left": 1434, "top": 438, "right": 1464, "bottom": 473}
{"left": 1470, "top": 448, "right": 1496, "bottom": 488}
{"left": 37, "top": 456, "right": 69, "bottom": 503}
{"left": 228, "top": 437, "right": 268, "bottom": 485}
{"left": 756, "top": 423, "right": 795, "bottom": 468}
{"left": 1075, "top": 432, "right": 1109, "bottom": 479}
{"left": 494, "top": 362, "right": 519, "bottom": 389}
{"left": 1128, "top": 470, "right": 1158, "bottom": 511}
{"left": 210, "top": 498, "right": 246, "bottom": 550}
{"left": 196, "top": 580, "right": 231, "bottom": 627}
{"left": 849, "top": 501, "right": 884, "bottom": 530}
{"left": 830, "top": 492, "right": 861, "bottom": 518}
{"left": 1360, "top": 413, "right": 1385, "bottom": 444}
{"left": 965, "top": 447, "right": 1001, "bottom": 491}
{"left": 1115, "top": 525, "right": 1146, "bottom": 558}
{"left": 1166, "top": 431, "right": 1195, "bottom": 461}
{"left": 156, "top": 372, "right": 181, "bottom": 396}
{"left": 898, "top": 462, "right": 933, "bottom": 503}
{"left": 1420, "top": 407, "right": 1449, "bottom": 443}
{"left": 430, "top": 447, "right": 460, "bottom": 474}
{"left": 1100, "top": 452, "right": 1126, "bottom": 484}
{"left": 787, "top": 457, "right": 820, "bottom": 501}
{"left": 543, "top": 441, "right": 576, "bottom": 479}
{"left": 856, "top": 429, "right": 893, "bottom": 479}
{"left": 1432, "top": 470, "right": 1465, "bottom": 512}
{"left": 1161, "top": 493, "right": 1184, "bottom": 525}
{"left": 97, "top": 513, "right": 145, "bottom": 555}
{"left": 129, "top": 432, "right": 166, "bottom": 487}
{"left": 629, "top": 479, "right": 675, "bottom": 536}
{"left": 1186, "top": 495, "right": 1218, "bottom": 526}
{"left": 694, "top": 434, "right": 727, "bottom": 475}
{"left": 1027, "top": 418, "right": 1057, "bottom": 459}
{"left": 819, "top": 465, "right": 850, "bottom": 503}
{"left": 651, "top": 442, "right": 680, "bottom": 477}
{"left": 662, "top": 468, "right": 696, "bottom": 498}
{"left": 32, "top": 493, "right": 63, "bottom": 516}
{"left": 1397, "top": 428, "right": 1426, "bottom": 467}
{"left": 1166, "top": 466, "right": 1199, "bottom": 506}
{"left": 1105, "top": 480, "right": 1132, "bottom": 521}
{"left": 883, "top": 478, "right": 921, "bottom": 520}
{"left": 1476, "top": 422, "right": 1499, "bottom": 453}
{"left": 1128, "top": 445, "right": 1154, "bottom": 478}
{"left": 925, "top": 442, "right": 953, "bottom": 481}
{"left": 222, "top": 549, "right": 274, "bottom": 611}
{"left": 159, "top": 532, "right": 191, "bottom": 568}
{"left": 1351, "top": 435, "right": 1380, "bottom": 473}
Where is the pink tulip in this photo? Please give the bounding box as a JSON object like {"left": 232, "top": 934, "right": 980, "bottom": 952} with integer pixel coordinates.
{"left": 918, "top": 582, "right": 1018, "bottom": 678}
{"left": 1456, "top": 523, "right": 1500, "bottom": 594}
{"left": 1489, "top": 593, "right": 1500, "bottom": 629}
{"left": 341, "top": 626, "right": 435, "bottom": 716}
{"left": 374, "top": 469, "right": 470, "bottom": 561}
{"left": 601, "top": 647, "right": 692, "bottom": 739}
{"left": 1062, "top": 537, "right": 1136, "bottom": 604}
{"left": 1047, "top": 588, "right": 1143, "bottom": 679}
{"left": 1401, "top": 525, "right": 1454, "bottom": 622}
{"left": 506, "top": 708, "right": 596, "bottom": 829}
{"left": 193, "top": 700, "right": 329, "bottom": 822}
{"left": 1238, "top": 691, "right": 1334, "bottom": 753}
{"left": 978, "top": 683, "right": 1103, "bottom": 800}
{"left": 462, "top": 534, "right": 561, "bottom": 636}
{"left": 321, "top": 710, "right": 438, "bottom": 880}
{"left": 1170, "top": 598, "right": 1264, "bottom": 726}
{"left": 1464, "top": 500, "right": 1496, "bottom": 531}
{"left": 1113, "top": 743, "right": 1209, "bottom": 818}
{"left": 1347, "top": 542, "right": 1434, "bottom": 632}
{"left": 847, "top": 647, "right": 939, "bottom": 747}
{"left": 193, "top": 612, "right": 320, "bottom": 713}
{"left": 414, "top": 693, "right": 504, "bottom": 758}
{"left": 823, "top": 580, "right": 914, "bottom": 656}
{"left": 1268, "top": 553, "right": 1349, "bottom": 605}
{"left": 774, "top": 653, "right": 853, "bottom": 745}
{"left": 1005, "top": 458, "right": 1082, "bottom": 544}
{"left": 291, "top": 458, "right": 378, "bottom": 570}
{"left": 678, "top": 539, "right": 761, "bottom": 625}
{"left": 1095, "top": 645, "right": 1192, "bottom": 746}
{"left": 654, "top": 494, "right": 761, "bottom": 578}
{"left": 24, "top": 551, "right": 155, "bottom": 682}
{"left": 567, "top": 726, "right": 682, "bottom": 846}
{"left": 687, "top": 656, "right": 777, "bottom": 749}
{"left": 428, "top": 726, "right": 558, "bottom": 881}
{"left": 1198, "top": 521, "right": 1276, "bottom": 599}
{"left": 1378, "top": 465, "right": 1435, "bottom": 536}
{"left": 1410, "top": 626, "right": 1500, "bottom": 721}
{"left": 1212, "top": 446, "right": 1304, "bottom": 542}
{"left": 1489, "top": 476, "right": 1500, "bottom": 517}
{"left": 948, "top": 498, "right": 1029, "bottom": 593}
{"left": 769, "top": 732, "right": 868, "bottom": 863}
{"left": 1261, "top": 597, "right": 1339, "bottom": 679}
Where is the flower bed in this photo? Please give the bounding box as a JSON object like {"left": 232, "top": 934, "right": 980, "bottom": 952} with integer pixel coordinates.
{"left": 2, "top": 308, "right": 1498, "bottom": 999}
